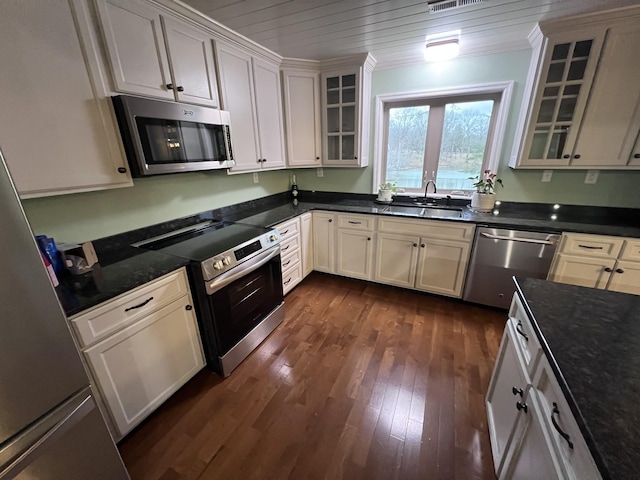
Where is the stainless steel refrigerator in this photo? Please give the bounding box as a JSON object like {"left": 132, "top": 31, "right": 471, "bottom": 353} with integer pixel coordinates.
{"left": 0, "top": 150, "right": 129, "bottom": 479}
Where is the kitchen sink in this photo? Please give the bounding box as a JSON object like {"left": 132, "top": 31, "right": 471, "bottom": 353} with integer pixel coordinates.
{"left": 383, "top": 204, "right": 463, "bottom": 218}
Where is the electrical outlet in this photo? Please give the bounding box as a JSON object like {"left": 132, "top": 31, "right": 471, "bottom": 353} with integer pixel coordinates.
{"left": 542, "top": 170, "right": 553, "bottom": 182}
{"left": 584, "top": 170, "right": 599, "bottom": 184}
{"left": 253, "top": 172, "right": 259, "bottom": 184}
{"left": 317, "top": 167, "right": 324, "bottom": 177}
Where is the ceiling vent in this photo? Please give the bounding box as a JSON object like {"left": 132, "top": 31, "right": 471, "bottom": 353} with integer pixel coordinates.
{"left": 427, "top": 0, "right": 484, "bottom": 14}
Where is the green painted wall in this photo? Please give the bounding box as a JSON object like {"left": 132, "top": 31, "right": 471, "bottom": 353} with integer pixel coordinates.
{"left": 23, "top": 170, "right": 290, "bottom": 243}
{"left": 295, "top": 49, "right": 640, "bottom": 208}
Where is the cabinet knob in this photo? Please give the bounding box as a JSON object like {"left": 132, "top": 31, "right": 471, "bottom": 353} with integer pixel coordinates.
{"left": 573, "top": 154, "right": 581, "bottom": 159}
{"left": 166, "top": 83, "right": 174, "bottom": 90}
{"left": 562, "top": 154, "right": 570, "bottom": 159}
{"left": 367, "top": 237, "right": 371, "bottom": 241}
{"left": 634, "top": 153, "right": 640, "bottom": 159}
{"left": 316, "top": 156, "right": 320, "bottom": 160}
{"left": 263, "top": 158, "right": 267, "bottom": 163}
{"left": 177, "top": 86, "right": 184, "bottom": 92}
{"left": 604, "top": 267, "right": 613, "bottom": 272}
{"left": 413, "top": 243, "right": 418, "bottom": 247}
{"left": 512, "top": 386, "right": 523, "bottom": 398}
{"left": 117, "top": 167, "right": 127, "bottom": 174}
{"left": 354, "top": 156, "right": 358, "bottom": 160}
{"left": 615, "top": 268, "right": 625, "bottom": 274}
{"left": 328, "top": 219, "right": 332, "bottom": 223}
{"left": 516, "top": 401, "right": 528, "bottom": 413}
{"left": 420, "top": 243, "right": 425, "bottom": 248}
{"left": 257, "top": 159, "right": 262, "bottom": 163}
{"left": 185, "top": 305, "right": 193, "bottom": 311}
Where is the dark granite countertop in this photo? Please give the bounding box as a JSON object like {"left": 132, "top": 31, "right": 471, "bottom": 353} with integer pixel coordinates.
{"left": 514, "top": 277, "right": 640, "bottom": 480}
{"left": 57, "top": 191, "right": 639, "bottom": 318}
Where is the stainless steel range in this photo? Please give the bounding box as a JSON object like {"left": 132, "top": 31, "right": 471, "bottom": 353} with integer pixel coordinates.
{"left": 138, "top": 220, "right": 283, "bottom": 377}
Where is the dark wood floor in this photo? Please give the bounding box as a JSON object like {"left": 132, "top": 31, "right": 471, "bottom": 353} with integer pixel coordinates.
{"left": 118, "top": 272, "right": 505, "bottom": 480}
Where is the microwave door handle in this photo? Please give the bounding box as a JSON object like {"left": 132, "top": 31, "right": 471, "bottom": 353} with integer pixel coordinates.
{"left": 206, "top": 246, "right": 280, "bottom": 295}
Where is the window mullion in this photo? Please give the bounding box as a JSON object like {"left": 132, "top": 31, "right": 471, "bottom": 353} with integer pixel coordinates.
{"left": 424, "top": 105, "right": 446, "bottom": 187}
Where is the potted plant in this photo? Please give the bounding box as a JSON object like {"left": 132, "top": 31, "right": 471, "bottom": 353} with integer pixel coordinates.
{"left": 468, "top": 170, "right": 503, "bottom": 211}
{"left": 378, "top": 182, "right": 397, "bottom": 202}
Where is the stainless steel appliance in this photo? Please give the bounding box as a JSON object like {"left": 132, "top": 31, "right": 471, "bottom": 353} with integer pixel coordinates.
{"left": 463, "top": 226, "right": 560, "bottom": 309}
{"left": 0, "top": 150, "right": 129, "bottom": 479}
{"left": 138, "top": 221, "right": 284, "bottom": 377}
{"left": 112, "top": 95, "right": 235, "bottom": 177}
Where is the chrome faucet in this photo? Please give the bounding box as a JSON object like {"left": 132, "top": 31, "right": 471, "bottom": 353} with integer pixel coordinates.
{"left": 424, "top": 180, "right": 437, "bottom": 201}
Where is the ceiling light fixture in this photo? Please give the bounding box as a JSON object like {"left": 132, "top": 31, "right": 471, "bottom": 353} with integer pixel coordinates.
{"left": 424, "top": 37, "right": 460, "bottom": 62}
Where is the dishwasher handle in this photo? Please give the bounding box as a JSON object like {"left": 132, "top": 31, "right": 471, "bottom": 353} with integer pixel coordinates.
{"left": 480, "top": 232, "right": 557, "bottom": 245}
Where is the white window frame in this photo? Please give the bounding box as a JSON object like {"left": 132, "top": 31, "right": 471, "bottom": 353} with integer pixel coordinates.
{"left": 372, "top": 81, "right": 514, "bottom": 197}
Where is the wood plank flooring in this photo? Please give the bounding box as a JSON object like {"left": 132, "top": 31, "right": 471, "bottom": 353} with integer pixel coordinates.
{"left": 118, "top": 272, "right": 506, "bottom": 480}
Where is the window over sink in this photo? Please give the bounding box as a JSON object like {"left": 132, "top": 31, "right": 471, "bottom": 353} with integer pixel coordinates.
{"left": 373, "top": 82, "right": 513, "bottom": 196}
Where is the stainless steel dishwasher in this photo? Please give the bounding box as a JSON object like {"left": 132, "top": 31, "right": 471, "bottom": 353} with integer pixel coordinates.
{"left": 463, "top": 226, "right": 561, "bottom": 309}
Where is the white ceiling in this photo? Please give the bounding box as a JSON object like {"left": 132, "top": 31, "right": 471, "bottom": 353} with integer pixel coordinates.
{"left": 178, "top": 0, "right": 640, "bottom": 66}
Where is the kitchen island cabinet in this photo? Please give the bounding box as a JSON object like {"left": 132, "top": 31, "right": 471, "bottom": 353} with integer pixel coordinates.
{"left": 488, "top": 277, "right": 640, "bottom": 480}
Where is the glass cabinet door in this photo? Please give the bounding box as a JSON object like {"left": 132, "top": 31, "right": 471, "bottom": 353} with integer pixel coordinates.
{"left": 323, "top": 72, "right": 359, "bottom": 163}
{"left": 527, "top": 39, "right": 597, "bottom": 163}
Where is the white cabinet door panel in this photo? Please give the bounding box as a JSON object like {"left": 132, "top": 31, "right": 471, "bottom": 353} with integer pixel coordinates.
{"left": 162, "top": 17, "right": 219, "bottom": 107}
{"left": 336, "top": 230, "right": 373, "bottom": 280}
{"left": 301, "top": 213, "right": 314, "bottom": 277}
{"left": 313, "top": 212, "right": 335, "bottom": 273}
{"left": 252, "top": 58, "right": 286, "bottom": 169}
{"left": 374, "top": 233, "right": 419, "bottom": 288}
{"left": 96, "top": 0, "right": 173, "bottom": 99}
{"left": 548, "top": 254, "right": 614, "bottom": 289}
{"left": 85, "top": 296, "right": 204, "bottom": 437}
{"left": 606, "top": 260, "right": 640, "bottom": 295}
{"left": 415, "top": 238, "right": 469, "bottom": 297}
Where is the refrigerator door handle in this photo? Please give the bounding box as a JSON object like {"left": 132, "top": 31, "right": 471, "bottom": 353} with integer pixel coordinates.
{"left": 0, "top": 390, "right": 94, "bottom": 477}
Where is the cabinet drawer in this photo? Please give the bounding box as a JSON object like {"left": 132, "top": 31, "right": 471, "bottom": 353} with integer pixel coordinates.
{"left": 275, "top": 217, "right": 300, "bottom": 241}
{"left": 279, "top": 235, "right": 300, "bottom": 258}
{"left": 620, "top": 239, "right": 640, "bottom": 261}
{"left": 337, "top": 213, "right": 376, "bottom": 231}
{"left": 559, "top": 233, "right": 623, "bottom": 259}
{"left": 70, "top": 268, "right": 189, "bottom": 347}
{"left": 508, "top": 293, "right": 542, "bottom": 377}
{"left": 378, "top": 217, "right": 474, "bottom": 241}
{"left": 282, "top": 261, "right": 303, "bottom": 295}
{"left": 281, "top": 249, "right": 301, "bottom": 271}
{"left": 534, "top": 359, "right": 602, "bottom": 480}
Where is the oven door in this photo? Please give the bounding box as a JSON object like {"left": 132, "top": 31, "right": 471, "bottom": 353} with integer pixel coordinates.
{"left": 205, "top": 246, "right": 283, "bottom": 355}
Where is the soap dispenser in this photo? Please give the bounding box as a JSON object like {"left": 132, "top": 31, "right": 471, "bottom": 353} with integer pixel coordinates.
{"left": 291, "top": 174, "right": 299, "bottom": 199}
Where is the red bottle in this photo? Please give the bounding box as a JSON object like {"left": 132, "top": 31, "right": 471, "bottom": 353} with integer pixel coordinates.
{"left": 40, "top": 250, "right": 59, "bottom": 287}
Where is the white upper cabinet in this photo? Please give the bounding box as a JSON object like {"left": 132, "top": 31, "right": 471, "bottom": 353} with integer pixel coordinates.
{"left": 281, "top": 68, "right": 322, "bottom": 168}
{"left": 0, "top": 0, "right": 132, "bottom": 198}
{"left": 95, "top": 0, "right": 219, "bottom": 107}
{"left": 511, "top": 8, "right": 640, "bottom": 170}
{"left": 216, "top": 41, "right": 285, "bottom": 172}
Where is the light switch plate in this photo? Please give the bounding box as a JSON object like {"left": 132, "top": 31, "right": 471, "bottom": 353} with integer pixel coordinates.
{"left": 542, "top": 170, "right": 553, "bottom": 182}
{"left": 584, "top": 170, "right": 599, "bottom": 184}
{"left": 317, "top": 167, "right": 324, "bottom": 177}
{"left": 253, "top": 172, "right": 259, "bottom": 183}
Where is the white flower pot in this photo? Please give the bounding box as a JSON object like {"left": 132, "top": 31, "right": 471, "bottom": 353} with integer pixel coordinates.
{"left": 378, "top": 189, "right": 393, "bottom": 202}
{"left": 471, "top": 192, "right": 496, "bottom": 212}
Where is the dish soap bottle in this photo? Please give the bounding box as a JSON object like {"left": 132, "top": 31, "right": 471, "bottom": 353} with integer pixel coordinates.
{"left": 291, "top": 174, "right": 299, "bottom": 199}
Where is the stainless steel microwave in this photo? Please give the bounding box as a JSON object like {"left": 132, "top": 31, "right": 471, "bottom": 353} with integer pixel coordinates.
{"left": 111, "top": 95, "right": 235, "bottom": 177}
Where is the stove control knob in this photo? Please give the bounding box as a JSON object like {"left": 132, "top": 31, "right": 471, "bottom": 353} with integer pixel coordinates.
{"left": 222, "top": 256, "right": 232, "bottom": 266}
{"left": 269, "top": 234, "right": 277, "bottom": 242}
{"left": 213, "top": 260, "right": 224, "bottom": 270}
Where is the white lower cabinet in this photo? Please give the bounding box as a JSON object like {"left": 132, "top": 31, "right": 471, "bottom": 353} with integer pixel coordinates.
{"left": 300, "top": 212, "right": 314, "bottom": 277}
{"left": 336, "top": 229, "right": 374, "bottom": 280}
{"left": 70, "top": 268, "right": 204, "bottom": 439}
{"left": 374, "top": 233, "right": 419, "bottom": 288}
{"left": 313, "top": 212, "right": 336, "bottom": 273}
{"left": 414, "top": 238, "right": 470, "bottom": 296}
{"left": 487, "top": 293, "right": 602, "bottom": 480}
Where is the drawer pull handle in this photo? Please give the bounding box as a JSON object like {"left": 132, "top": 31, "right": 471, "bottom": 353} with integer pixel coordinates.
{"left": 284, "top": 277, "right": 292, "bottom": 285}
{"left": 578, "top": 244, "right": 603, "bottom": 250}
{"left": 281, "top": 229, "right": 289, "bottom": 235}
{"left": 512, "top": 386, "right": 523, "bottom": 398}
{"left": 551, "top": 402, "right": 574, "bottom": 449}
{"left": 516, "top": 401, "right": 528, "bottom": 413}
{"left": 348, "top": 221, "right": 362, "bottom": 224}
{"left": 516, "top": 321, "right": 529, "bottom": 341}
{"left": 283, "top": 260, "right": 291, "bottom": 267}
{"left": 124, "top": 296, "right": 154, "bottom": 312}
{"left": 282, "top": 245, "right": 291, "bottom": 252}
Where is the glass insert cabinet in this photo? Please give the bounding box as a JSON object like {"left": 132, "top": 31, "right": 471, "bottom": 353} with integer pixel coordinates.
{"left": 322, "top": 72, "right": 359, "bottom": 164}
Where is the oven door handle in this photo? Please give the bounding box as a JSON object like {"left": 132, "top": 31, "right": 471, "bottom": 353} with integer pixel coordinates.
{"left": 206, "top": 245, "right": 280, "bottom": 295}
